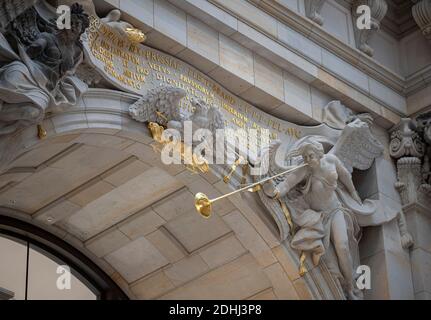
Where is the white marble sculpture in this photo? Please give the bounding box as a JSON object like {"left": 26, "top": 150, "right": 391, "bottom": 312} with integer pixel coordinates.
{"left": 257, "top": 113, "right": 402, "bottom": 299}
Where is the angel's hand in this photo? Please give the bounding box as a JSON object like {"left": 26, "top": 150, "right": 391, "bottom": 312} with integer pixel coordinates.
{"left": 262, "top": 180, "right": 279, "bottom": 199}
{"left": 351, "top": 190, "right": 362, "bottom": 205}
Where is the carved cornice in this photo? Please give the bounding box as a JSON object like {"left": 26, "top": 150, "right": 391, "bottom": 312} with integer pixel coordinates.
{"left": 412, "top": 0, "right": 431, "bottom": 42}
{"left": 304, "top": 0, "right": 326, "bottom": 25}
{"left": 351, "top": 0, "right": 388, "bottom": 56}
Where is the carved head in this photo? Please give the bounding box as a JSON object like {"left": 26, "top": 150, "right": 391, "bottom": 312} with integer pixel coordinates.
{"left": 298, "top": 141, "right": 324, "bottom": 168}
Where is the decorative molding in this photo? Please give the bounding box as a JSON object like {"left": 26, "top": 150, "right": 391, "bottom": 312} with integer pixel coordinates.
{"left": 246, "top": 0, "right": 409, "bottom": 108}
{"left": 254, "top": 0, "right": 430, "bottom": 97}
{"left": 390, "top": 116, "right": 431, "bottom": 203}
{"left": 390, "top": 114, "right": 431, "bottom": 249}
{"left": 412, "top": 0, "right": 431, "bottom": 42}
{"left": 351, "top": 0, "right": 388, "bottom": 56}
{"left": 304, "top": 0, "right": 326, "bottom": 25}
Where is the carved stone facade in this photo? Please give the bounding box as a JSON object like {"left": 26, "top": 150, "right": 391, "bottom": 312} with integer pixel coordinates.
{"left": 0, "top": 0, "right": 431, "bottom": 300}
{"left": 390, "top": 114, "right": 431, "bottom": 298}
{"left": 390, "top": 116, "right": 431, "bottom": 204}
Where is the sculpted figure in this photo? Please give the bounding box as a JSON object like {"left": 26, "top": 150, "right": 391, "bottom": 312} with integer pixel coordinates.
{"left": 256, "top": 113, "right": 406, "bottom": 299}
{"left": 263, "top": 141, "right": 363, "bottom": 299}
{"left": 0, "top": 1, "right": 89, "bottom": 135}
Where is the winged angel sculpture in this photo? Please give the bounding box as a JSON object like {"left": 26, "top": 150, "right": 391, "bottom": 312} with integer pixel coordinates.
{"left": 129, "top": 85, "right": 225, "bottom": 172}
{"left": 129, "top": 85, "right": 225, "bottom": 137}
{"left": 257, "top": 114, "right": 406, "bottom": 300}
{"left": 0, "top": 0, "right": 89, "bottom": 136}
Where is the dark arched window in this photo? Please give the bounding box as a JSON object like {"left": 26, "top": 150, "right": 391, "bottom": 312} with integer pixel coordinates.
{"left": 0, "top": 215, "right": 127, "bottom": 300}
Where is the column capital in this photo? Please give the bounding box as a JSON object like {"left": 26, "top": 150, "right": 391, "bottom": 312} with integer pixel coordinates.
{"left": 389, "top": 118, "right": 425, "bottom": 159}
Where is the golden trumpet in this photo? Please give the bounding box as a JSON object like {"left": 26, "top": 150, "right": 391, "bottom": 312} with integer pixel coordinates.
{"left": 194, "top": 163, "right": 308, "bottom": 218}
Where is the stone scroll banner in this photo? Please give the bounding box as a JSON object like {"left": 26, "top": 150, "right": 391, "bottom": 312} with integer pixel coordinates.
{"left": 81, "top": 21, "right": 337, "bottom": 153}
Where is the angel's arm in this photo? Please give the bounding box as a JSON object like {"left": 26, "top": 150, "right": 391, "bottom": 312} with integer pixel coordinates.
{"left": 263, "top": 166, "right": 308, "bottom": 199}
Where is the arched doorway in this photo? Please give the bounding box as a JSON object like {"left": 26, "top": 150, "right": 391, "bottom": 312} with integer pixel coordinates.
{"left": 0, "top": 215, "right": 128, "bottom": 300}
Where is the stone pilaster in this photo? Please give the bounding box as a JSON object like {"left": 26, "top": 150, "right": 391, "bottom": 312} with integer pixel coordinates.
{"left": 390, "top": 116, "right": 431, "bottom": 299}
{"left": 412, "top": 0, "right": 431, "bottom": 42}
{"left": 351, "top": 0, "right": 388, "bottom": 57}
{"left": 305, "top": 0, "right": 326, "bottom": 26}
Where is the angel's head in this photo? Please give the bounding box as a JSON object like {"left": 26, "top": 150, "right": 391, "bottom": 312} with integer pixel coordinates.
{"left": 297, "top": 141, "right": 324, "bottom": 168}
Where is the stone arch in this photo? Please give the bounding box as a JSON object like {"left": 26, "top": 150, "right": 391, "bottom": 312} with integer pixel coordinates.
{"left": 0, "top": 88, "right": 344, "bottom": 300}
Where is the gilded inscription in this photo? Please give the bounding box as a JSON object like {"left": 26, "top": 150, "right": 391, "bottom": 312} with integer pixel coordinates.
{"left": 84, "top": 20, "right": 301, "bottom": 142}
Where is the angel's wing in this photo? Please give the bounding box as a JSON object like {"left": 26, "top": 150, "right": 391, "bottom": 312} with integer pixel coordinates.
{"left": 129, "top": 86, "right": 186, "bottom": 125}
{"left": 330, "top": 117, "right": 383, "bottom": 172}
{"left": 0, "top": 0, "right": 37, "bottom": 32}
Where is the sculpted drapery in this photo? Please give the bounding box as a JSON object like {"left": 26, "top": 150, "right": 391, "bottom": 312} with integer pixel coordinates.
{"left": 257, "top": 114, "right": 404, "bottom": 300}
{"left": 0, "top": 1, "right": 89, "bottom": 136}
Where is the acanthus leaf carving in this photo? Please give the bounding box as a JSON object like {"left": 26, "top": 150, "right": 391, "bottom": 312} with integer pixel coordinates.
{"left": 389, "top": 118, "right": 425, "bottom": 159}
{"left": 390, "top": 113, "right": 431, "bottom": 220}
